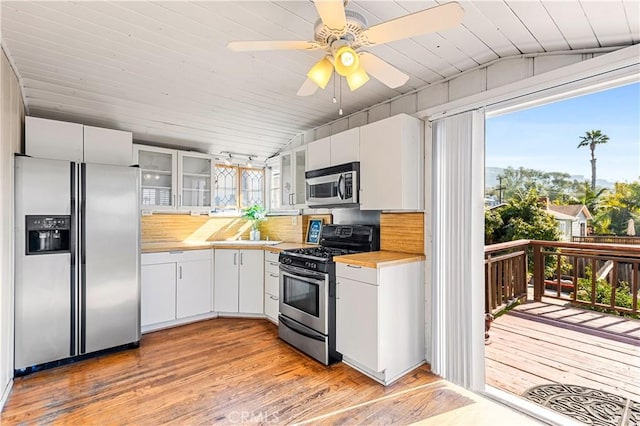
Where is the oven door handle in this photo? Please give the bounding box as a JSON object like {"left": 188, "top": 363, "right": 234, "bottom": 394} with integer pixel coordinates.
{"left": 279, "top": 316, "right": 325, "bottom": 342}
{"left": 280, "top": 265, "right": 326, "bottom": 282}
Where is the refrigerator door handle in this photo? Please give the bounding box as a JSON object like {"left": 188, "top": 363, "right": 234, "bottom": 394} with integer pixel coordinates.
{"left": 80, "top": 163, "right": 87, "bottom": 354}
{"left": 70, "top": 162, "right": 77, "bottom": 357}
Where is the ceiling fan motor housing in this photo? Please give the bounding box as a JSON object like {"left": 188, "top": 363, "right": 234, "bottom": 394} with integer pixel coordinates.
{"left": 314, "top": 9, "right": 368, "bottom": 50}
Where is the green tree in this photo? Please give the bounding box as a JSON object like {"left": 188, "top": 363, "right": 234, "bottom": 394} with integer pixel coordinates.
{"left": 485, "top": 190, "right": 561, "bottom": 244}
{"left": 577, "top": 181, "right": 606, "bottom": 216}
{"left": 577, "top": 130, "right": 610, "bottom": 190}
{"left": 593, "top": 181, "right": 640, "bottom": 235}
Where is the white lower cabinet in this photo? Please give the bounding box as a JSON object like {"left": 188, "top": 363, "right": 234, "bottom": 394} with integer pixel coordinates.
{"left": 141, "top": 263, "right": 176, "bottom": 325}
{"left": 264, "top": 250, "right": 280, "bottom": 324}
{"left": 141, "top": 250, "right": 213, "bottom": 332}
{"left": 214, "top": 249, "right": 264, "bottom": 314}
{"left": 335, "top": 260, "right": 425, "bottom": 385}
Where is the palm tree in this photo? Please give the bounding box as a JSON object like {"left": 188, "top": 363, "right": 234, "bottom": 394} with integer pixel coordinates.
{"left": 577, "top": 130, "right": 610, "bottom": 190}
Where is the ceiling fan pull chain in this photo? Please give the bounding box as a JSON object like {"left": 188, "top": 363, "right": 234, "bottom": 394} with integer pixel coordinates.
{"left": 338, "top": 78, "right": 343, "bottom": 116}
{"left": 332, "top": 71, "right": 337, "bottom": 104}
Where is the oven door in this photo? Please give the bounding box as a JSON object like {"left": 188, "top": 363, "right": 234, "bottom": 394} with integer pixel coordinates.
{"left": 279, "top": 264, "right": 328, "bottom": 335}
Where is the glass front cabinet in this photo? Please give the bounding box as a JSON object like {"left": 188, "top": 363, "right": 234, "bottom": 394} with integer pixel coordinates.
{"left": 178, "top": 152, "right": 212, "bottom": 210}
{"left": 279, "top": 146, "right": 306, "bottom": 209}
{"left": 134, "top": 145, "right": 213, "bottom": 211}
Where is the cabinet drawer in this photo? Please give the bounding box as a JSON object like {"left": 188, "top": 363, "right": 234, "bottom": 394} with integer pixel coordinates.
{"left": 143, "top": 249, "right": 211, "bottom": 265}
{"left": 264, "top": 271, "right": 279, "bottom": 295}
{"left": 336, "top": 263, "right": 377, "bottom": 285}
{"left": 264, "top": 292, "right": 279, "bottom": 322}
{"left": 264, "top": 250, "right": 280, "bottom": 263}
{"left": 264, "top": 259, "right": 280, "bottom": 274}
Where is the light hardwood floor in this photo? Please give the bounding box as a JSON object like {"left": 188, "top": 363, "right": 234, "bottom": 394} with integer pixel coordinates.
{"left": 2, "top": 318, "right": 536, "bottom": 425}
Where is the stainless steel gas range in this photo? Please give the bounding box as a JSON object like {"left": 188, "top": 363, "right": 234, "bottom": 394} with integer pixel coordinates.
{"left": 278, "top": 224, "right": 379, "bottom": 365}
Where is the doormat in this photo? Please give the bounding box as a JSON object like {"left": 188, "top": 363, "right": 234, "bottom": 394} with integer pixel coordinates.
{"left": 523, "top": 384, "right": 640, "bottom": 426}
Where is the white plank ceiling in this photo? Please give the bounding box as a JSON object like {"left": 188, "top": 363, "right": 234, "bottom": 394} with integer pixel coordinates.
{"left": 1, "top": 1, "right": 638, "bottom": 161}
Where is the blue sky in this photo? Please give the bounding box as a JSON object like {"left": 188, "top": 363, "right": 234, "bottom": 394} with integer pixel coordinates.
{"left": 486, "top": 82, "right": 640, "bottom": 183}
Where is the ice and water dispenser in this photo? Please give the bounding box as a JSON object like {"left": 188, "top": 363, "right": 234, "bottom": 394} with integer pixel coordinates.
{"left": 25, "top": 215, "right": 71, "bottom": 255}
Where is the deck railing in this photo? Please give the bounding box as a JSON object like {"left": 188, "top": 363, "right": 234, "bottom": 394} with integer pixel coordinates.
{"left": 485, "top": 240, "right": 640, "bottom": 316}
{"left": 572, "top": 235, "right": 640, "bottom": 245}
{"left": 484, "top": 240, "right": 529, "bottom": 315}
{"left": 532, "top": 241, "right": 640, "bottom": 316}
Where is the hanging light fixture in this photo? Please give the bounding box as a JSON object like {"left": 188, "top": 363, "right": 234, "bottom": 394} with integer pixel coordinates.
{"left": 333, "top": 46, "right": 360, "bottom": 77}
{"left": 346, "top": 66, "right": 369, "bottom": 91}
{"left": 307, "top": 57, "right": 333, "bottom": 89}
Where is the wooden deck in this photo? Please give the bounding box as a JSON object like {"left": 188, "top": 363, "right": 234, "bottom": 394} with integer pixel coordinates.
{"left": 485, "top": 301, "right": 640, "bottom": 403}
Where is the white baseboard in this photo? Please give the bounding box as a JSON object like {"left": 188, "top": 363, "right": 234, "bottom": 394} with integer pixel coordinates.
{"left": 0, "top": 378, "right": 13, "bottom": 412}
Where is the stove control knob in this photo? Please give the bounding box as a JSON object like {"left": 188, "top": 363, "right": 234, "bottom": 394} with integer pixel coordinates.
{"left": 283, "top": 257, "right": 292, "bottom": 265}
{"left": 311, "top": 263, "right": 317, "bottom": 269}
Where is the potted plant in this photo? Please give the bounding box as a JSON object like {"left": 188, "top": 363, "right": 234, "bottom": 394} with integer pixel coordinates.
{"left": 241, "top": 203, "right": 267, "bottom": 241}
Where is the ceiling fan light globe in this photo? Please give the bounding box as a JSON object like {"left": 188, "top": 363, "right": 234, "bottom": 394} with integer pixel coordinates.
{"left": 307, "top": 57, "right": 334, "bottom": 89}
{"left": 334, "top": 46, "right": 359, "bottom": 76}
{"left": 346, "top": 67, "right": 369, "bottom": 91}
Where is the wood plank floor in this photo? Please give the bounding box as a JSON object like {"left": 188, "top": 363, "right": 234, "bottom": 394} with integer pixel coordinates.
{"left": 2, "top": 318, "right": 480, "bottom": 425}
{"left": 485, "top": 308, "right": 640, "bottom": 403}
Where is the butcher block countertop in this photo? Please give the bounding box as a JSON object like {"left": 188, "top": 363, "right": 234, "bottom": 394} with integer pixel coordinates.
{"left": 334, "top": 251, "right": 426, "bottom": 268}
{"left": 141, "top": 241, "right": 315, "bottom": 254}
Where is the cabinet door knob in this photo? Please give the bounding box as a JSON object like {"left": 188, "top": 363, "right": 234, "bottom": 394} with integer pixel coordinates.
{"left": 240, "top": 252, "right": 244, "bottom": 265}
{"left": 347, "top": 264, "right": 362, "bottom": 269}
{"left": 234, "top": 253, "right": 237, "bottom": 265}
{"left": 269, "top": 273, "right": 278, "bottom": 278}
{"left": 179, "top": 265, "right": 182, "bottom": 279}
{"left": 270, "top": 295, "right": 279, "bottom": 301}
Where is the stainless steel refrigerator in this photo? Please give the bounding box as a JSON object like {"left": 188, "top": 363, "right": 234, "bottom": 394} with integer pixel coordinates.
{"left": 14, "top": 156, "right": 140, "bottom": 371}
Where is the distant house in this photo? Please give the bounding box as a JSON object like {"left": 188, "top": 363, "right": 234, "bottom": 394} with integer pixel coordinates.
{"left": 546, "top": 204, "right": 593, "bottom": 241}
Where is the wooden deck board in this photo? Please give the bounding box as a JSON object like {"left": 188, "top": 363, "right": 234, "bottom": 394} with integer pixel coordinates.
{"left": 486, "top": 307, "right": 640, "bottom": 403}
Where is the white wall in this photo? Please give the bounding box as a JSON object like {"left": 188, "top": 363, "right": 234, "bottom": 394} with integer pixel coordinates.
{"left": 0, "top": 48, "right": 25, "bottom": 410}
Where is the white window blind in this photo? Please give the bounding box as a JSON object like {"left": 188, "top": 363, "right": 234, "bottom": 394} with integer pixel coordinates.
{"left": 431, "top": 109, "right": 486, "bottom": 390}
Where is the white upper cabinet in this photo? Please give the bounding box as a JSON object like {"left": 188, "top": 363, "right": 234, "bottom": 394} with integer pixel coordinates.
{"left": 26, "top": 117, "right": 132, "bottom": 166}
{"left": 330, "top": 128, "right": 359, "bottom": 166}
{"left": 178, "top": 152, "right": 212, "bottom": 210}
{"left": 83, "top": 125, "right": 133, "bottom": 166}
{"left": 134, "top": 144, "right": 214, "bottom": 211}
{"left": 359, "top": 114, "right": 423, "bottom": 211}
{"left": 280, "top": 146, "right": 306, "bottom": 209}
{"left": 306, "top": 136, "right": 331, "bottom": 170}
{"left": 134, "top": 145, "right": 178, "bottom": 210}
{"left": 305, "top": 128, "right": 360, "bottom": 172}
{"left": 26, "top": 117, "right": 83, "bottom": 162}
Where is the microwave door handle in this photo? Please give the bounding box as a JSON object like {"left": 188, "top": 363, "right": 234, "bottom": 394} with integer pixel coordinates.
{"left": 337, "top": 174, "right": 344, "bottom": 200}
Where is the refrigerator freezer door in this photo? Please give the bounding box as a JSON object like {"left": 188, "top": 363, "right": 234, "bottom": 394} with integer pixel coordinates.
{"left": 14, "top": 157, "right": 74, "bottom": 369}
{"left": 82, "top": 163, "right": 140, "bottom": 353}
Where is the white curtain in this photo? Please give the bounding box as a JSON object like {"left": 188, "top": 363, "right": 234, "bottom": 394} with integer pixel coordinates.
{"left": 431, "top": 109, "right": 485, "bottom": 390}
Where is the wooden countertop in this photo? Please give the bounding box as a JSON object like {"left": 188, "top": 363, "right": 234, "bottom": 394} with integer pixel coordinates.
{"left": 141, "top": 241, "right": 315, "bottom": 254}
{"left": 334, "top": 251, "right": 425, "bottom": 268}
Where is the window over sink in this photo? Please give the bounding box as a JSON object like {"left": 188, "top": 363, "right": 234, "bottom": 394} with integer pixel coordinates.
{"left": 213, "top": 165, "right": 264, "bottom": 212}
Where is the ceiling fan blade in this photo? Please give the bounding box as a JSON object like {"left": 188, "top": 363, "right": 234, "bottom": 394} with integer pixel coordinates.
{"left": 359, "top": 53, "right": 409, "bottom": 89}
{"left": 360, "top": 2, "right": 464, "bottom": 45}
{"left": 314, "top": 0, "right": 347, "bottom": 31}
{"left": 297, "top": 78, "right": 320, "bottom": 96}
{"left": 228, "top": 40, "right": 320, "bottom": 52}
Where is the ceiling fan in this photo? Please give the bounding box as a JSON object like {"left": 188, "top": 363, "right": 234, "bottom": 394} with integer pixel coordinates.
{"left": 228, "top": 1, "right": 464, "bottom": 96}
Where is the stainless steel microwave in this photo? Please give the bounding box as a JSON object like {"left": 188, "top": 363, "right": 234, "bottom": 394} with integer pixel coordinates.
{"left": 305, "top": 162, "right": 359, "bottom": 208}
